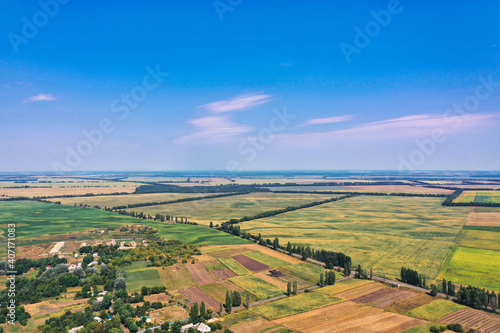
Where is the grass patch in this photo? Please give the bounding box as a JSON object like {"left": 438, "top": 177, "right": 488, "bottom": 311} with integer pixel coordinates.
{"left": 281, "top": 263, "right": 325, "bottom": 283}
{"left": 314, "top": 278, "right": 374, "bottom": 296}
{"left": 219, "top": 257, "right": 250, "bottom": 275}
{"left": 457, "top": 229, "right": 500, "bottom": 251}
{"left": 251, "top": 291, "right": 343, "bottom": 320}
{"left": 242, "top": 251, "right": 289, "bottom": 268}
{"left": 439, "top": 246, "right": 500, "bottom": 291}
{"left": 202, "top": 260, "right": 227, "bottom": 272}
{"left": 199, "top": 281, "right": 257, "bottom": 304}
{"left": 405, "top": 299, "right": 465, "bottom": 321}
{"left": 229, "top": 275, "right": 284, "bottom": 299}
{"left": 463, "top": 225, "right": 500, "bottom": 232}
{"left": 400, "top": 322, "right": 440, "bottom": 333}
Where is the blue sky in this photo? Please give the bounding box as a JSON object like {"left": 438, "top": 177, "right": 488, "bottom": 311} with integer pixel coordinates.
{"left": 0, "top": 1, "right": 499, "bottom": 171}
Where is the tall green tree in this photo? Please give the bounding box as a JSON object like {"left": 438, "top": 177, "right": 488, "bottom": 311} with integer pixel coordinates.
{"left": 319, "top": 273, "right": 324, "bottom": 287}
{"left": 200, "top": 301, "right": 206, "bottom": 319}
{"left": 292, "top": 281, "right": 298, "bottom": 295}
{"left": 225, "top": 290, "right": 232, "bottom": 314}
{"left": 232, "top": 290, "right": 241, "bottom": 307}
{"left": 287, "top": 282, "right": 292, "bottom": 296}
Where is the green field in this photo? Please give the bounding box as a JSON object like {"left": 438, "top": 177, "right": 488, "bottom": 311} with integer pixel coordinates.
{"left": 229, "top": 275, "right": 285, "bottom": 299}
{"left": 454, "top": 191, "right": 500, "bottom": 204}
{"left": 0, "top": 200, "right": 249, "bottom": 246}
{"left": 199, "top": 281, "right": 258, "bottom": 304}
{"left": 124, "top": 192, "right": 340, "bottom": 225}
{"left": 218, "top": 257, "right": 250, "bottom": 275}
{"left": 241, "top": 251, "right": 289, "bottom": 268}
{"left": 49, "top": 192, "right": 210, "bottom": 207}
{"left": 281, "top": 263, "right": 326, "bottom": 284}
{"left": 405, "top": 299, "right": 465, "bottom": 321}
{"left": 124, "top": 262, "right": 165, "bottom": 291}
{"left": 240, "top": 196, "right": 470, "bottom": 279}
{"left": 250, "top": 291, "right": 343, "bottom": 320}
{"left": 440, "top": 246, "right": 500, "bottom": 291}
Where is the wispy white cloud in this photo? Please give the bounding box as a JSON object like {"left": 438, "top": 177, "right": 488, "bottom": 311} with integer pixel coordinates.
{"left": 24, "top": 93, "right": 57, "bottom": 103}
{"left": 305, "top": 115, "right": 356, "bottom": 125}
{"left": 197, "top": 93, "right": 272, "bottom": 113}
{"left": 280, "top": 113, "right": 499, "bottom": 144}
{"left": 175, "top": 115, "right": 252, "bottom": 144}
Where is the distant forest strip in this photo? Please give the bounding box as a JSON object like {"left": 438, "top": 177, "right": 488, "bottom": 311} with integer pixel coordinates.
{"left": 134, "top": 184, "right": 271, "bottom": 194}
{"left": 270, "top": 190, "right": 449, "bottom": 197}
{"left": 262, "top": 181, "right": 409, "bottom": 187}
{"left": 111, "top": 192, "right": 247, "bottom": 210}
{"left": 221, "top": 194, "right": 356, "bottom": 226}
{"left": 442, "top": 189, "right": 500, "bottom": 207}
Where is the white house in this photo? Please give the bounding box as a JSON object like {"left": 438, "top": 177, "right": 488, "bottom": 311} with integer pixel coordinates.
{"left": 194, "top": 323, "right": 211, "bottom": 332}
{"left": 68, "top": 326, "right": 84, "bottom": 333}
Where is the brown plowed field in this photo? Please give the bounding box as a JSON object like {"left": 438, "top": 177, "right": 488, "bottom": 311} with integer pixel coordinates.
{"left": 245, "top": 244, "right": 303, "bottom": 264}
{"left": 335, "top": 282, "right": 385, "bottom": 300}
{"left": 0, "top": 186, "right": 137, "bottom": 197}
{"left": 274, "top": 301, "right": 424, "bottom": 333}
{"left": 384, "top": 293, "right": 434, "bottom": 313}
{"left": 184, "top": 263, "right": 215, "bottom": 285}
{"left": 255, "top": 271, "right": 288, "bottom": 290}
{"left": 466, "top": 212, "right": 500, "bottom": 227}
{"left": 232, "top": 254, "right": 270, "bottom": 272}
{"left": 211, "top": 269, "right": 237, "bottom": 280}
{"left": 352, "top": 287, "right": 415, "bottom": 308}
{"left": 178, "top": 287, "right": 219, "bottom": 310}
{"left": 439, "top": 308, "right": 500, "bottom": 333}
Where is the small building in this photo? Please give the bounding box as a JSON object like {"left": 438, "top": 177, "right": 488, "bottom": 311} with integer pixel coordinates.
{"left": 68, "top": 326, "right": 84, "bottom": 333}
{"left": 194, "top": 323, "right": 211, "bottom": 332}
{"left": 181, "top": 323, "right": 194, "bottom": 332}
{"left": 93, "top": 316, "right": 102, "bottom": 323}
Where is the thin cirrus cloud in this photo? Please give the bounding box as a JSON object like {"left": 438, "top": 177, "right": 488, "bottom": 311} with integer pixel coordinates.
{"left": 24, "top": 93, "right": 57, "bottom": 103}
{"left": 280, "top": 113, "right": 499, "bottom": 144}
{"left": 197, "top": 93, "right": 272, "bottom": 113}
{"left": 304, "top": 115, "right": 356, "bottom": 125}
{"left": 174, "top": 115, "right": 252, "bottom": 144}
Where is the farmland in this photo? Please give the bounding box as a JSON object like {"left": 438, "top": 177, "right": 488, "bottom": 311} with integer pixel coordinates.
{"left": 405, "top": 299, "right": 465, "bottom": 322}
{"left": 0, "top": 200, "right": 248, "bottom": 246}
{"left": 439, "top": 308, "right": 500, "bottom": 333}
{"left": 124, "top": 192, "right": 341, "bottom": 225}
{"left": 229, "top": 275, "right": 285, "bottom": 299}
{"left": 241, "top": 196, "right": 470, "bottom": 279}
{"left": 250, "top": 291, "right": 343, "bottom": 320}
{"left": 274, "top": 301, "right": 425, "bottom": 333}
{"left": 124, "top": 266, "right": 165, "bottom": 292}
{"left": 439, "top": 246, "right": 500, "bottom": 291}
{"left": 454, "top": 190, "right": 500, "bottom": 204}
{"left": 0, "top": 185, "right": 138, "bottom": 198}
{"left": 47, "top": 192, "right": 211, "bottom": 207}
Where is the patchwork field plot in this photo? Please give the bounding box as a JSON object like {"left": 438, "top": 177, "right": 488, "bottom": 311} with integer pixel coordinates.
{"left": 251, "top": 291, "right": 343, "bottom": 320}
{"left": 211, "top": 269, "right": 237, "bottom": 280}
{"left": 439, "top": 307, "right": 500, "bottom": 333}
{"left": 218, "top": 257, "right": 251, "bottom": 275}
{"left": 199, "top": 281, "right": 254, "bottom": 304}
{"left": 158, "top": 265, "right": 197, "bottom": 291}
{"left": 334, "top": 282, "right": 386, "bottom": 300}
{"left": 178, "top": 286, "right": 219, "bottom": 310}
{"left": 232, "top": 254, "right": 270, "bottom": 272}
{"left": 405, "top": 299, "right": 465, "bottom": 322}
{"left": 241, "top": 196, "right": 470, "bottom": 279}
{"left": 351, "top": 287, "right": 415, "bottom": 308}
{"left": 185, "top": 263, "right": 216, "bottom": 285}
{"left": 457, "top": 229, "right": 500, "bottom": 251}
{"left": 315, "top": 279, "right": 374, "bottom": 296}
{"left": 465, "top": 211, "right": 500, "bottom": 227}
{"left": 266, "top": 185, "right": 452, "bottom": 194}
{"left": 281, "top": 263, "right": 326, "bottom": 284}
{"left": 274, "top": 301, "right": 424, "bottom": 333}
{"left": 229, "top": 275, "right": 284, "bottom": 299}
{"left": 229, "top": 318, "right": 281, "bottom": 333}
{"left": 49, "top": 192, "right": 210, "bottom": 207}
{"left": 454, "top": 191, "right": 500, "bottom": 204}
{"left": 124, "top": 192, "right": 340, "bottom": 225}
{"left": 440, "top": 246, "right": 500, "bottom": 291}
{"left": 241, "top": 251, "right": 290, "bottom": 268}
